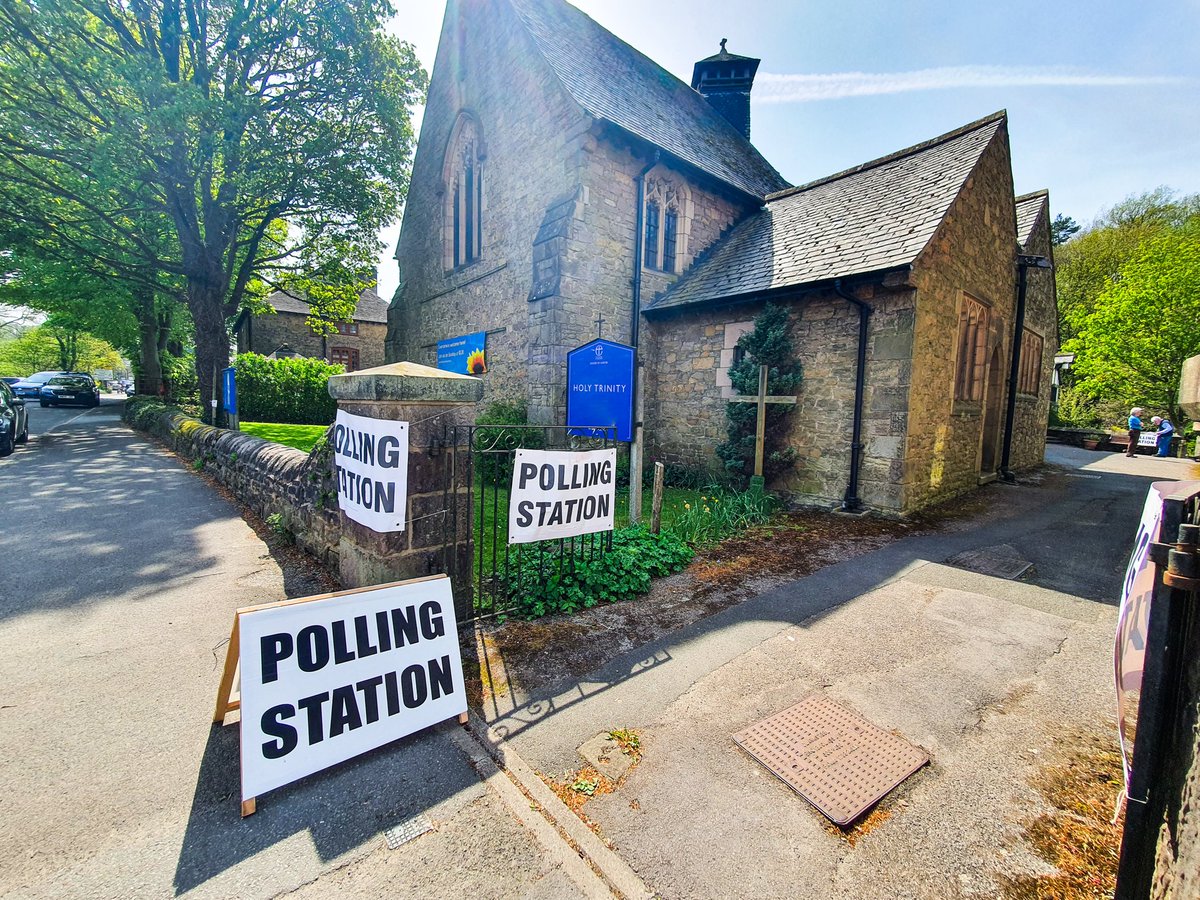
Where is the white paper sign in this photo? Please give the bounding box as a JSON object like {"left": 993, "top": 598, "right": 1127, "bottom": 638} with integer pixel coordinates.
{"left": 507, "top": 448, "right": 616, "bottom": 544}
{"left": 238, "top": 576, "right": 466, "bottom": 801}
{"left": 333, "top": 410, "right": 408, "bottom": 532}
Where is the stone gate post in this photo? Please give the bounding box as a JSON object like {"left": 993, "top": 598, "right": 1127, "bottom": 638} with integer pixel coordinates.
{"left": 327, "top": 362, "right": 481, "bottom": 619}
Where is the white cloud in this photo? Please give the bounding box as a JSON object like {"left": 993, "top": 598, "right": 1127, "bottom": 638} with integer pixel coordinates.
{"left": 754, "top": 66, "right": 1189, "bottom": 103}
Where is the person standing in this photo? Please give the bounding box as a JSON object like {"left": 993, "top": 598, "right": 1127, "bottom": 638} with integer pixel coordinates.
{"left": 1126, "top": 407, "right": 1144, "bottom": 457}
{"left": 1151, "top": 415, "right": 1175, "bottom": 458}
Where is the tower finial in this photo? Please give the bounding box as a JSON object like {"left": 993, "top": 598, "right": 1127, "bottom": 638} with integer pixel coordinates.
{"left": 719, "top": 37, "right": 727, "bottom": 53}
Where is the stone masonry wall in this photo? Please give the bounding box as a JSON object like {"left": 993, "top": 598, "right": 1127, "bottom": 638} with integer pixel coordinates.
{"left": 643, "top": 281, "right": 917, "bottom": 513}
{"left": 906, "top": 124, "right": 1018, "bottom": 511}
{"left": 388, "top": 0, "right": 591, "bottom": 410}
{"left": 239, "top": 312, "right": 387, "bottom": 370}
{"left": 1010, "top": 196, "right": 1059, "bottom": 471}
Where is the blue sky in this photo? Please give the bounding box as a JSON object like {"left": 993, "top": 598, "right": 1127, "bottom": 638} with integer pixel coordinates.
{"left": 378, "top": 0, "right": 1198, "bottom": 296}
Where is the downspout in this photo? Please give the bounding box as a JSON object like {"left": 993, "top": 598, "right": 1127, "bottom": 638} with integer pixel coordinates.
{"left": 833, "top": 279, "right": 872, "bottom": 512}
{"left": 1000, "top": 254, "right": 1050, "bottom": 482}
{"left": 631, "top": 150, "right": 660, "bottom": 349}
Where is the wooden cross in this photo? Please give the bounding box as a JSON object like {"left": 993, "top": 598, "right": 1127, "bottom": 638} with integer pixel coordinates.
{"left": 730, "top": 364, "right": 797, "bottom": 479}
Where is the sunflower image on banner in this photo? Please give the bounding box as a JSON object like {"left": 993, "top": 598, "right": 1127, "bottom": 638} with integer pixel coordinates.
{"left": 436, "top": 331, "right": 487, "bottom": 375}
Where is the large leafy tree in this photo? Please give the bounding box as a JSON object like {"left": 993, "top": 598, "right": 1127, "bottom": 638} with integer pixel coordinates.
{"left": 0, "top": 0, "right": 424, "bottom": 419}
{"left": 1067, "top": 220, "right": 1200, "bottom": 424}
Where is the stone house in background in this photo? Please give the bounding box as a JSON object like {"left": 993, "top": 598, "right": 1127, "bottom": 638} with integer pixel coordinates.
{"left": 236, "top": 289, "right": 388, "bottom": 372}
{"left": 387, "top": 0, "right": 1059, "bottom": 514}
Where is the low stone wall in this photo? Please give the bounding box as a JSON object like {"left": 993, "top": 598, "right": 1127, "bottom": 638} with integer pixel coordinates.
{"left": 123, "top": 401, "right": 343, "bottom": 577}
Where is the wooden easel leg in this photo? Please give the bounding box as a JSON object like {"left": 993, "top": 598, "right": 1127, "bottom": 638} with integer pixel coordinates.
{"left": 458, "top": 712, "right": 469, "bottom": 725}
{"left": 241, "top": 797, "right": 257, "bottom": 817}
{"left": 213, "top": 615, "right": 241, "bottom": 723}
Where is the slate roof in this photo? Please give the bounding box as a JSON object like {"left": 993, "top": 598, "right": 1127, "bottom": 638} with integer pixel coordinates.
{"left": 267, "top": 287, "right": 388, "bottom": 323}
{"left": 1015, "top": 190, "right": 1049, "bottom": 249}
{"left": 648, "top": 112, "right": 1007, "bottom": 312}
{"left": 508, "top": 0, "right": 788, "bottom": 199}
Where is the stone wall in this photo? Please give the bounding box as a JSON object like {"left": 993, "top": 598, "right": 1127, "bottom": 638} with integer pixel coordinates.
{"left": 1010, "top": 194, "right": 1059, "bottom": 471}
{"left": 238, "top": 312, "right": 387, "bottom": 370}
{"left": 643, "top": 280, "right": 917, "bottom": 512}
{"left": 123, "top": 402, "right": 343, "bottom": 573}
{"left": 905, "top": 123, "right": 1018, "bottom": 511}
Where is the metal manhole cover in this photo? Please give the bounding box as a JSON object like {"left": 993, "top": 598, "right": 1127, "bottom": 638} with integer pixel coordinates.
{"left": 382, "top": 813, "right": 432, "bottom": 849}
{"left": 944, "top": 544, "right": 1033, "bottom": 580}
{"left": 733, "top": 694, "right": 928, "bottom": 825}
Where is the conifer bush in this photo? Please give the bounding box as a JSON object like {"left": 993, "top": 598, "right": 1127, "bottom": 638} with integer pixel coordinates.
{"left": 715, "top": 303, "right": 802, "bottom": 486}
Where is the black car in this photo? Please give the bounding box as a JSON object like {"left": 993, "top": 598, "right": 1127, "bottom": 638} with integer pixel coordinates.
{"left": 0, "top": 380, "right": 30, "bottom": 456}
{"left": 10, "top": 370, "right": 70, "bottom": 399}
{"left": 39, "top": 374, "right": 101, "bottom": 408}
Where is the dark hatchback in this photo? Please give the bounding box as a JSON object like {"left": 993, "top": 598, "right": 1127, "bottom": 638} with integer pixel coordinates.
{"left": 40, "top": 374, "right": 101, "bottom": 408}
{"left": 10, "top": 370, "right": 69, "bottom": 399}
{"left": 0, "top": 380, "right": 30, "bottom": 456}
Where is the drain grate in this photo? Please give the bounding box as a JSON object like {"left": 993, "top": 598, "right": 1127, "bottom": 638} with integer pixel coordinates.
{"left": 382, "top": 813, "right": 433, "bottom": 849}
{"left": 733, "top": 694, "right": 928, "bottom": 825}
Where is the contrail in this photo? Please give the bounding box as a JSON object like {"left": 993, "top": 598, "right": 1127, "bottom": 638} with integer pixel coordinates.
{"left": 754, "top": 66, "right": 1188, "bottom": 103}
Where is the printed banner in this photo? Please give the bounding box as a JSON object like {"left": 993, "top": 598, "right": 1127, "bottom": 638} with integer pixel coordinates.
{"left": 507, "top": 448, "right": 616, "bottom": 544}
{"left": 332, "top": 410, "right": 408, "bottom": 533}
{"left": 436, "top": 331, "right": 487, "bottom": 375}
{"left": 1114, "top": 481, "right": 1195, "bottom": 793}
{"left": 237, "top": 576, "right": 466, "bottom": 801}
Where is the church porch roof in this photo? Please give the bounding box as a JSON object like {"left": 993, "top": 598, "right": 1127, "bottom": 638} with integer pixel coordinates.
{"left": 646, "top": 111, "right": 1008, "bottom": 312}
{"left": 1015, "top": 189, "right": 1050, "bottom": 249}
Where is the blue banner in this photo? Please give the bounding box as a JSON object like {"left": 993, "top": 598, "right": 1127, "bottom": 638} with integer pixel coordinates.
{"left": 437, "top": 332, "right": 487, "bottom": 375}
{"left": 566, "top": 339, "right": 635, "bottom": 442}
{"left": 222, "top": 366, "right": 237, "bottom": 415}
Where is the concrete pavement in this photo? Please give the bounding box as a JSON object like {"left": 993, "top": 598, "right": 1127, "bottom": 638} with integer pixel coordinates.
{"left": 0, "top": 400, "right": 606, "bottom": 899}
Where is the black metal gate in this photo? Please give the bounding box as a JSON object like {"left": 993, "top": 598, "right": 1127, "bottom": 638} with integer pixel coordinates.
{"left": 441, "top": 423, "right": 616, "bottom": 621}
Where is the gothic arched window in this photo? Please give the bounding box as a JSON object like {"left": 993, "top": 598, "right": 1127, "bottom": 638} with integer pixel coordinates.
{"left": 643, "top": 173, "right": 691, "bottom": 274}
{"left": 444, "top": 113, "right": 483, "bottom": 271}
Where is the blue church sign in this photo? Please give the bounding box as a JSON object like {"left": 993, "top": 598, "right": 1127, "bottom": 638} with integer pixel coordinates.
{"left": 566, "top": 338, "right": 635, "bottom": 442}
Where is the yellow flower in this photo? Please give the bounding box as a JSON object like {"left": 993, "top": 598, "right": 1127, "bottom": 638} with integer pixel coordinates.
{"left": 701, "top": 496, "right": 707, "bottom": 501}
{"left": 713, "top": 497, "right": 719, "bottom": 503}
{"left": 684, "top": 502, "right": 691, "bottom": 510}
{"left": 704, "top": 506, "right": 711, "bottom": 514}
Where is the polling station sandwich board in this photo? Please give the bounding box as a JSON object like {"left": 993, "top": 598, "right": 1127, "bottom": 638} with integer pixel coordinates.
{"left": 213, "top": 575, "right": 467, "bottom": 815}
{"left": 332, "top": 410, "right": 409, "bottom": 532}
{"left": 508, "top": 448, "right": 616, "bottom": 544}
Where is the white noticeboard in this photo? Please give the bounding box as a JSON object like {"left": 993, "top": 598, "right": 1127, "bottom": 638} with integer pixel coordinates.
{"left": 232, "top": 575, "right": 466, "bottom": 805}
{"left": 332, "top": 410, "right": 408, "bottom": 532}
{"left": 508, "top": 447, "right": 616, "bottom": 544}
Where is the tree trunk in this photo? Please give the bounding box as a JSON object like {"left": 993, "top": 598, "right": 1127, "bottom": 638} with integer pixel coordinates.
{"left": 188, "top": 282, "right": 230, "bottom": 425}
{"left": 133, "top": 288, "right": 165, "bottom": 395}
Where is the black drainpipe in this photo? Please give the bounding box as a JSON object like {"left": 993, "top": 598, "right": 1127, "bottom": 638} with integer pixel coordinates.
{"left": 833, "top": 279, "right": 872, "bottom": 512}
{"left": 631, "top": 151, "right": 660, "bottom": 350}
{"left": 1000, "top": 254, "right": 1050, "bottom": 482}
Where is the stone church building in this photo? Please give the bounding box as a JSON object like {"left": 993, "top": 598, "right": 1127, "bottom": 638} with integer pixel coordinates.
{"left": 387, "top": 0, "right": 1058, "bottom": 514}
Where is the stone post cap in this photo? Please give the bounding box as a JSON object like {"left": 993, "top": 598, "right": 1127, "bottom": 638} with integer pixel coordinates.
{"left": 1180, "top": 355, "right": 1200, "bottom": 419}
{"left": 328, "top": 361, "right": 484, "bottom": 404}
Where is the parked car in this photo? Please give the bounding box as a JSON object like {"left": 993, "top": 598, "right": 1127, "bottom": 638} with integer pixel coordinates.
{"left": 10, "top": 370, "right": 70, "bottom": 399}
{"left": 39, "top": 374, "right": 101, "bottom": 408}
{"left": 1, "top": 376, "right": 19, "bottom": 386}
{"left": 0, "top": 380, "right": 30, "bottom": 456}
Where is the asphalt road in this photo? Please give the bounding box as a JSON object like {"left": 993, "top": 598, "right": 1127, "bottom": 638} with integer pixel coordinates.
{"left": 0, "top": 399, "right": 599, "bottom": 899}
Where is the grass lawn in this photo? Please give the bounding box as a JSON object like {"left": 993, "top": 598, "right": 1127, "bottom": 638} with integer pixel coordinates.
{"left": 240, "top": 421, "right": 329, "bottom": 452}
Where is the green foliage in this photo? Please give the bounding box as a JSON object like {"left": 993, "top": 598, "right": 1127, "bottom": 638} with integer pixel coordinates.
{"left": 1066, "top": 218, "right": 1200, "bottom": 424}
{"left": 233, "top": 353, "right": 342, "bottom": 425}
{"left": 1051, "top": 214, "right": 1081, "bottom": 246}
{"left": 716, "top": 304, "right": 802, "bottom": 486}
{"left": 665, "top": 487, "right": 779, "bottom": 546}
{"left": 570, "top": 777, "right": 600, "bottom": 796}
{"left": 473, "top": 400, "right": 546, "bottom": 485}
{"left": 0, "top": 326, "right": 123, "bottom": 377}
{"left": 499, "top": 526, "right": 693, "bottom": 619}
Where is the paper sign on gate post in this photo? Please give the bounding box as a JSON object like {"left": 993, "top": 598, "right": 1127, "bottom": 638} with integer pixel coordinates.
{"left": 213, "top": 575, "right": 467, "bottom": 815}
{"left": 332, "top": 409, "right": 409, "bottom": 532}
{"left": 508, "top": 448, "right": 616, "bottom": 544}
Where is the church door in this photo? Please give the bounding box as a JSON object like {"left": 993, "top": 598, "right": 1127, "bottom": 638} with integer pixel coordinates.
{"left": 979, "top": 346, "right": 1004, "bottom": 473}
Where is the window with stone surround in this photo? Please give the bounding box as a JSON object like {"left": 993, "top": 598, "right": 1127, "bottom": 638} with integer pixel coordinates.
{"left": 443, "top": 112, "right": 483, "bottom": 271}
{"left": 1018, "top": 327, "right": 1043, "bottom": 395}
{"left": 954, "top": 293, "right": 989, "bottom": 402}
{"left": 330, "top": 346, "right": 359, "bottom": 372}
{"left": 335, "top": 322, "right": 358, "bottom": 336}
{"left": 643, "top": 172, "right": 692, "bottom": 275}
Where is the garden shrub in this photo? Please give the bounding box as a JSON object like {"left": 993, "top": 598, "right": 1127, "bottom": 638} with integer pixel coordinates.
{"left": 500, "top": 525, "right": 693, "bottom": 618}
{"left": 233, "top": 352, "right": 343, "bottom": 425}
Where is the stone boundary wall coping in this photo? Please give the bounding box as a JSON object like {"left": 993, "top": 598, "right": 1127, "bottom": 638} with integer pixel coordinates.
{"left": 328, "top": 361, "right": 483, "bottom": 405}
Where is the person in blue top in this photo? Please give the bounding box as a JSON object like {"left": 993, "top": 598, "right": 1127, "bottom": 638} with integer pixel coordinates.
{"left": 1126, "top": 407, "right": 1143, "bottom": 457}
{"left": 1151, "top": 416, "right": 1175, "bottom": 457}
